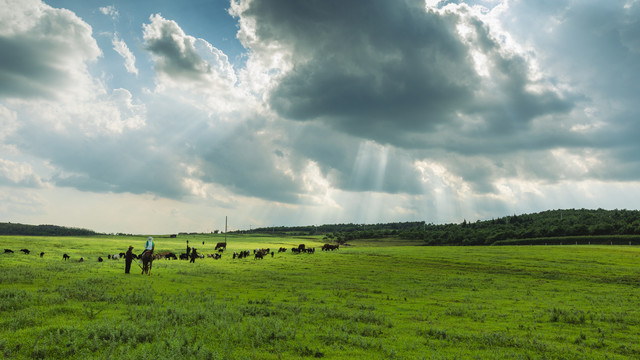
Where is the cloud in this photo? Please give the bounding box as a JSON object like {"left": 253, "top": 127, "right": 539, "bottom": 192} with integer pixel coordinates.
{"left": 112, "top": 33, "right": 138, "bottom": 75}
{"left": 0, "top": 158, "right": 45, "bottom": 187}
{"left": 4, "top": 0, "right": 640, "bottom": 234}
{"left": 231, "top": 0, "right": 573, "bottom": 150}
{"left": 226, "top": 0, "right": 640, "bottom": 201}
{"left": 143, "top": 14, "right": 236, "bottom": 87}
{"left": 0, "top": 0, "right": 102, "bottom": 100}
{"left": 99, "top": 5, "right": 119, "bottom": 20}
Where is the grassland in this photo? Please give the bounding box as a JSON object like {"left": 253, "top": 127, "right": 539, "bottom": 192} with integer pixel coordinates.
{"left": 1, "top": 234, "right": 640, "bottom": 359}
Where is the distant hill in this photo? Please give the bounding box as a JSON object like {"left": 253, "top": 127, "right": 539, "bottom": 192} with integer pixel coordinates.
{"left": 0, "top": 222, "right": 100, "bottom": 236}
{"left": 4, "top": 208, "right": 640, "bottom": 244}
{"left": 243, "top": 208, "right": 640, "bottom": 245}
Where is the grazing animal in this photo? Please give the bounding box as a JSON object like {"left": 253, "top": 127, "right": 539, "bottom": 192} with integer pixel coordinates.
{"left": 322, "top": 244, "right": 339, "bottom": 251}
{"left": 141, "top": 250, "right": 153, "bottom": 275}
{"left": 291, "top": 248, "right": 300, "bottom": 254}
{"left": 179, "top": 253, "right": 189, "bottom": 260}
{"left": 40, "top": 252, "right": 44, "bottom": 257}
{"left": 254, "top": 252, "right": 263, "bottom": 260}
{"left": 235, "top": 250, "right": 250, "bottom": 259}
{"left": 157, "top": 251, "right": 177, "bottom": 260}
{"left": 278, "top": 247, "right": 287, "bottom": 253}
{"left": 79, "top": 257, "right": 84, "bottom": 262}
{"left": 111, "top": 254, "right": 120, "bottom": 260}
{"left": 215, "top": 242, "right": 227, "bottom": 251}
{"left": 4, "top": 249, "right": 13, "bottom": 254}
{"left": 298, "top": 244, "right": 306, "bottom": 251}
{"left": 98, "top": 257, "right": 103, "bottom": 262}
{"left": 62, "top": 253, "right": 70, "bottom": 261}
{"left": 154, "top": 251, "right": 173, "bottom": 260}
{"left": 20, "top": 249, "right": 30, "bottom": 254}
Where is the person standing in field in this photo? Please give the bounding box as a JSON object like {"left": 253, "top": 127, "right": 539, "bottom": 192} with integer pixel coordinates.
{"left": 125, "top": 245, "right": 134, "bottom": 274}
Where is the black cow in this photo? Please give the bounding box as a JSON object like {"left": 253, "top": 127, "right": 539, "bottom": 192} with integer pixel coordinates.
{"left": 98, "top": 257, "right": 103, "bottom": 262}
{"left": 40, "top": 252, "right": 45, "bottom": 257}
{"left": 20, "top": 249, "right": 30, "bottom": 254}
{"left": 62, "top": 253, "right": 70, "bottom": 261}
{"left": 4, "top": 249, "right": 13, "bottom": 254}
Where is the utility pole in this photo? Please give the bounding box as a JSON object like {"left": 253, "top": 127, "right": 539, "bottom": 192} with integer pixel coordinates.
{"left": 225, "top": 216, "right": 227, "bottom": 243}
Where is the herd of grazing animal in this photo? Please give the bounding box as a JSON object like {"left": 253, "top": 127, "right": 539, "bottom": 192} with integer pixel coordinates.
{"left": 2, "top": 242, "right": 340, "bottom": 267}
{"left": 4, "top": 248, "right": 140, "bottom": 263}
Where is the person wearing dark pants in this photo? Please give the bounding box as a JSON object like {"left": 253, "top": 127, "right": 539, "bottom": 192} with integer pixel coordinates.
{"left": 125, "top": 245, "right": 134, "bottom": 274}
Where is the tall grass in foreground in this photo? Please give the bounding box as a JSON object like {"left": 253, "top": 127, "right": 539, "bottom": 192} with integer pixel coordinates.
{"left": 1, "top": 235, "right": 640, "bottom": 359}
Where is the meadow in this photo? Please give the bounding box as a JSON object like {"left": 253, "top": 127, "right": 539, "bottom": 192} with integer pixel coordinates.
{"left": 1, "top": 234, "right": 640, "bottom": 359}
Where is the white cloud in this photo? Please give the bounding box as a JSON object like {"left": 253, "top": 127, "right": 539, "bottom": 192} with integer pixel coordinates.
{"left": 3, "top": 0, "right": 640, "bottom": 234}
{"left": 0, "top": 158, "right": 45, "bottom": 187}
{"left": 99, "top": 5, "right": 119, "bottom": 20}
{"left": 112, "top": 34, "right": 138, "bottom": 76}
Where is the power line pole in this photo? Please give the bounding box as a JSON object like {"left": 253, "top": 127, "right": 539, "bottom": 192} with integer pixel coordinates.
{"left": 225, "top": 216, "right": 227, "bottom": 243}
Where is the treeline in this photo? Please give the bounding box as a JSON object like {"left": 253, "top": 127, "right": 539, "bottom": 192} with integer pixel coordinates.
{"left": 245, "top": 222, "right": 425, "bottom": 237}
{"left": 245, "top": 209, "right": 640, "bottom": 245}
{"left": 421, "top": 209, "right": 640, "bottom": 246}
{"left": 0, "top": 222, "right": 99, "bottom": 236}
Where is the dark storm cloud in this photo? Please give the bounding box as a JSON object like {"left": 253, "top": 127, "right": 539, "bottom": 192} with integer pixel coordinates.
{"left": 233, "top": 0, "right": 573, "bottom": 149}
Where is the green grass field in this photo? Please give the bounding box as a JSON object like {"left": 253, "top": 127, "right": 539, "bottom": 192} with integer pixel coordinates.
{"left": 1, "top": 234, "right": 640, "bottom": 359}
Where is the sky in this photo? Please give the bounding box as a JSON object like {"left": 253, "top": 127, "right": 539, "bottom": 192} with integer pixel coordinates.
{"left": 1, "top": 0, "right": 640, "bottom": 234}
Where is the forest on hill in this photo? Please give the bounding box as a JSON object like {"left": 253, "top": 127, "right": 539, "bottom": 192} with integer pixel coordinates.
{"left": 245, "top": 208, "right": 640, "bottom": 245}
{"left": 4, "top": 209, "right": 640, "bottom": 245}
{"left": 0, "top": 222, "right": 99, "bottom": 236}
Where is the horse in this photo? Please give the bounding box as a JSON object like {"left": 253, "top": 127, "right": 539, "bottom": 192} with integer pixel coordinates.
{"left": 141, "top": 251, "right": 153, "bottom": 275}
